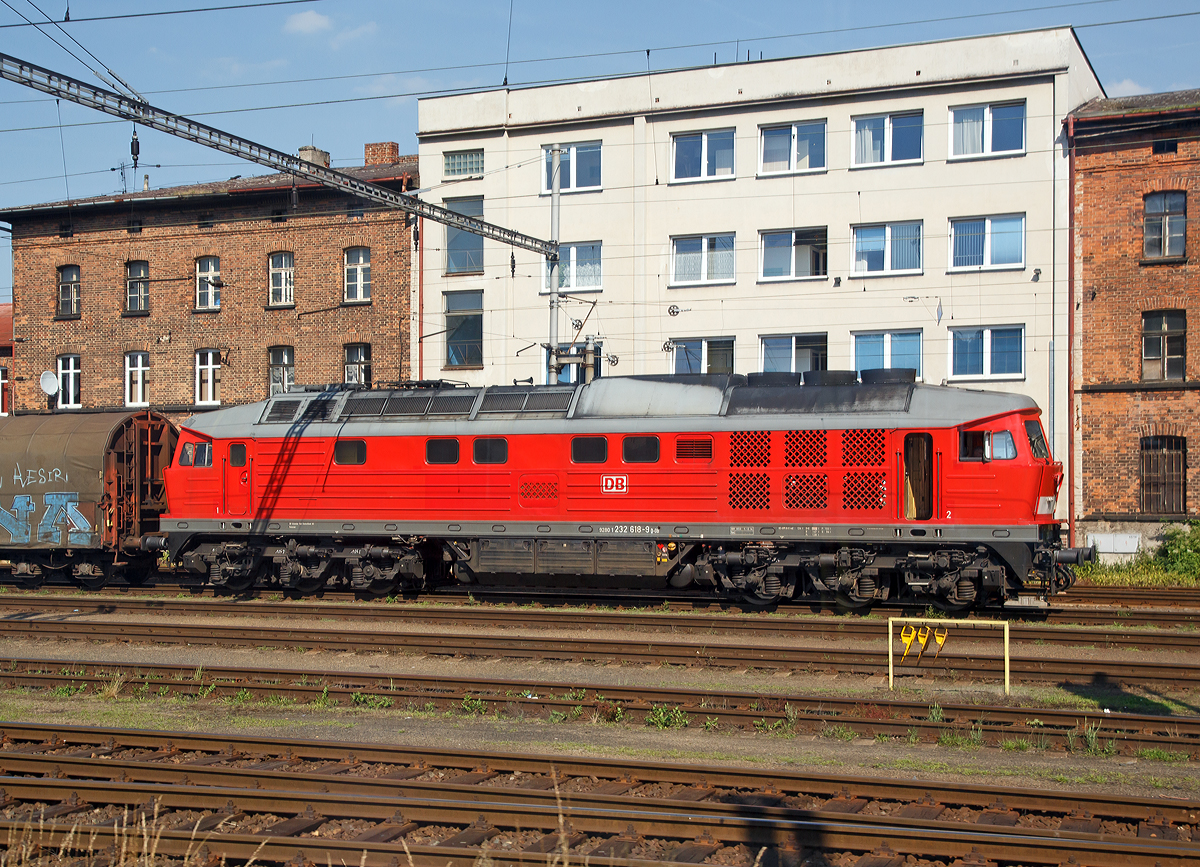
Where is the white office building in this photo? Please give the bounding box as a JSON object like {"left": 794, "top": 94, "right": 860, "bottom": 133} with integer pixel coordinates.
{"left": 413, "top": 27, "right": 1103, "bottom": 468}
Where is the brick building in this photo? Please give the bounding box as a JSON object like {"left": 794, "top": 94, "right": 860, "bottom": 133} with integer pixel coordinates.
{"left": 1068, "top": 91, "right": 1200, "bottom": 556}
{"left": 0, "top": 143, "right": 417, "bottom": 418}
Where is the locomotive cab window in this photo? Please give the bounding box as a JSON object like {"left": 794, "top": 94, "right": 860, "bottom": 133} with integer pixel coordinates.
{"left": 960, "top": 431, "right": 987, "bottom": 461}
{"left": 623, "top": 436, "right": 660, "bottom": 463}
{"left": 427, "top": 438, "right": 460, "bottom": 464}
{"left": 187, "top": 442, "right": 212, "bottom": 468}
{"left": 991, "top": 430, "right": 1017, "bottom": 460}
{"left": 229, "top": 443, "right": 247, "bottom": 467}
{"left": 572, "top": 436, "right": 608, "bottom": 463}
{"left": 474, "top": 437, "right": 508, "bottom": 464}
{"left": 1025, "top": 420, "right": 1050, "bottom": 459}
{"left": 178, "top": 443, "right": 193, "bottom": 466}
{"left": 334, "top": 440, "right": 367, "bottom": 465}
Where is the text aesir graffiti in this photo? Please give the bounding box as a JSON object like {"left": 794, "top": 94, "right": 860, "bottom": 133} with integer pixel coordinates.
{"left": 0, "top": 493, "right": 94, "bottom": 545}
{"left": 2, "top": 463, "right": 71, "bottom": 490}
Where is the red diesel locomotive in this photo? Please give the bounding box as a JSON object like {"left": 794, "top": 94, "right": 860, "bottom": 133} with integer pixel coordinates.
{"left": 152, "top": 370, "right": 1091, "bottom": 607}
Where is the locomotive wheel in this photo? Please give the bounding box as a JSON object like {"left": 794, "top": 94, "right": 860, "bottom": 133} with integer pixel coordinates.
{"left": 835, "top": 592, "right": 873, "bottom": 612}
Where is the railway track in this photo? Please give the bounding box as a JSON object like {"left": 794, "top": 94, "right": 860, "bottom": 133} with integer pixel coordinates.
{"left": 1, "top": 616, "right": 1198, "bottom": 688}
{"left": 0, "top": 722, "right": 1195, "bottom": 866}
{"left": 3, "top": 655, "right": 1197, "bottom": 757}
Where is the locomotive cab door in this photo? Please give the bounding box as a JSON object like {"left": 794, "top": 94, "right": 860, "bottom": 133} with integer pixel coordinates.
{"left": 224, "top": 442, "right": 251, "bottom": 517}
{"left": 903, "top": 433, "right": 933, "bottom": 520}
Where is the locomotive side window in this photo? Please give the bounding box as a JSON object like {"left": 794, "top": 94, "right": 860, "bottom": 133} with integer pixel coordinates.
{"left": 960, "top": 431, "right": 986, "bottom": 461}
{"left": 179, "top": 443, "right": 193, "bottom": 466}
{"left": 992, "top": 431, "right": 1017, "bottom": 460}
{"left": 230, "top": 443, "right": 247, "bottom": 467}
{"left": 1024, "top": 420, "right": 1050, "bottom": 459}
{"left": 334, "top": 440, "right": 367, "bottom": 465}
{"left": 427, "top": 438, "right": 460, "bottom": 464}
{"left": 194, "top": 442, "right": 212, "bottom": 468}
{"left": 474, "top": 437, "right": 508, "bottom": 464}
{"left": 623, "top": 436, "right": 660, "bottom": 463}
{"left": 572, "top": 436, "right": 608, "bottom": 463}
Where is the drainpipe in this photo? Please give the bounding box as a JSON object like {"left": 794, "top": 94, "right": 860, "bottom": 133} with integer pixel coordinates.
{"left": 1066, "top": 113, "right": 1077, "bottom": 548}
{"left": 418, "top": 215, "right": 425, "bottom": 381}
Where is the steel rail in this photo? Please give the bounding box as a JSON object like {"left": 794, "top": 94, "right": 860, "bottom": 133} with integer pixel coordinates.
{"left": 2, "top": 657, "right": 1197, "bottom": 756}
{"left": 3, "top": 618, "right": 1199, "bottom": 686}
{"left": 0, "top": 770, "right": 1192, "bottom": 866}
{"left": 0, "top": 51, "right": 558, "bottom": 258}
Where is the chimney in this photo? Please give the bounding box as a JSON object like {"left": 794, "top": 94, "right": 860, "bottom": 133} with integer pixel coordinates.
{"left": 298, "top": 145, "right": 330, "bottom": 167}
{"left": 143, "top": 174, "right": 149, "bottom": 191}
{"left": 365, "top": 142, "right": 400, "bottom": 166}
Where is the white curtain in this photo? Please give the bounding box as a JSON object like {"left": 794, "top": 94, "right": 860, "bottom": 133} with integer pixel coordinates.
{"left": 855, "top": 118, "right": 884, "bottom": 164}
{"left": 953, "top": 107, "right": 984, "bottom": 155}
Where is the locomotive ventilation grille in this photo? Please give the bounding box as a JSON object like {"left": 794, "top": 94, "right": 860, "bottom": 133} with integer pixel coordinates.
{"left": 843, "top": 472, "right": 887, "bottom": 510}
{"left": 730, "top": 431, "right": 770, "bottom": 467}
{"left": 263, "top": 400, "right": 300, "bottom": 423}
{"left": 519, "top": 481, "right": 558, "bottom": 500}
{"left": 842, "top": 429, "right": 886, "bottom": 466}
{"left": 524, "top": 391, "right": 573, "bottom": 411}
{"left": 676, "top": 438, "right": 713, "bottom": 461}
{"left": 479, "top": 392, "right": 527, "bottom": 412}
{"left": 385, "top": 395, "right": 432, "bottom": 415}
{"left": 301, "top": 399, "right": 334, "bottom": 421}
{"left": 429, "top": 394, "right": 476, "bottom": 415}
{"left": 340, "top": 396, "right": 387, "bottom": 419}
{"left": 785, "top": 430, "right": 826, "bottom": 467}
{"left": 729, "top": 473, "right": 770, "bottom": 510}
{"left": 784, "top": 473, "right": 828, "bottom": 509}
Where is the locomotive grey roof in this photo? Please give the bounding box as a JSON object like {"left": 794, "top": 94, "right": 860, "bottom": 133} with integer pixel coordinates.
{"left": 181, "top": 375, "right": 1039, "bottom": 439}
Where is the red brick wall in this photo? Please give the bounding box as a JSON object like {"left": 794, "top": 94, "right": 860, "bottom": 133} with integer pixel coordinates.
{"left": 8, "top": 184, "right": 414, "bottom": 419}
{"left": 1073, "top": 118, "right": 1200, "bottom": 522}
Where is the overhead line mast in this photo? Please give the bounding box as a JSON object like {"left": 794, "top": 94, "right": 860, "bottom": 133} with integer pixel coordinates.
{"left": 0, "top": 51, "right": 558, "bottom": 260}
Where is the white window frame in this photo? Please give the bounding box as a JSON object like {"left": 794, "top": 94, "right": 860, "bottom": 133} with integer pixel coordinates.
{"left": 126, "top": 261, "right": 149, "bottom": 313}
{"left": 851, "top": 112, "right": 923, "bottom": 167}
{"left": 673, "top": 337, "right": 735, "bottom": 375}
{"left": 125, "top": 352, "right": 149, "bottom": 407}
{"left": 344, "top": 343, "right": 371, "bottom": 386}
{"left": 670, "top": 128, "right": 736, "bottom": 183}
{"left": 852, "top": 222, "right": 923, "bottom": 276}
{"left": 760, "top": 334, "right": 828, "bottom": 374}
{"left": 57, "top": 354, "right": 81, "bottom": 409}
{"left": 443, "top": 149, "right": 484, "bottom": 178}
{"left": 948, "top": 214, "right": 1025, "bottom": 271}
{"left": 541, "top": 142, "right": 602, "bottom": 193}
{"left": 195, "top": 349, "right": 221, "bottom": 405}
{"left": 344, "top": 247, "right": 371, "bottom": 303}
{"left": 269, "top": 252, "right": 294, "bottom": 306}
{"left": 759, "top": 227, "right": 828, "bottom": 281}
{"left": 948, "top": 101, "right": 1026, "bottom": 159}
{"left": 57, "top": 265, "right": 80, "bottom": 317}
{"left": 853, "top": 330, "right": 923, "bottom": 379}
{"left": 269, "top": 345, "right": 295, "bottom": 396}
{"left": 948, "top": 325, "right": 1025, "bottom": 381}
{"left": 758, "top": 120, "right": 827, "bottom": 175}
{"left": 671, "top": 233, "right": 737, "bottom": 286}
{"left": 542, "top": 242, "right": 602, "bottom": 294}
{"left": 195, "top": 257, "right": 221, "bottom": 310}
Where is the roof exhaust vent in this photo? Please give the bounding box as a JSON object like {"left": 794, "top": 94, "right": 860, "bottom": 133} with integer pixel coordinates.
{"left": 802, "top": 370, "right": 859, "bottom": 387}
{"left": 746, "top": 372, "right": 801, "bottom": 387}
{"left": 860, "top": 368, "right": 917, "bottom": 385}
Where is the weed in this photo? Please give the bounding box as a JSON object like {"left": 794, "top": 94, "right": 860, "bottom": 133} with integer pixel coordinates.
{"left": 874, "top": 732, "right": 892, "bottom": 743}
{"left": 157, "top": 685, "right": 171, "bottom": 697}
{"left": 818, "top": 723, "right": 856, "bottom": 742}
{"left": 938, "top": 725, "right": 984, "bottom": 749}
{"left": 755, "top": 718, "right": 788, "bottom": 734}
{"left": 927, "top": 701, "right": 944, "bottom": 724}
{"left": 460, "top": 694, "right": 487, "bottom": 716}
{"left": 265, "top": 694, "right": 296, "bottom": 707}
{"left": 569, "top": 705, "right": 584, "bottom": 720}
{"left": 1065, "top": 729, "right": 1078, "bottom": 753}
{"left": 906, "top": 728, "right": 921, "bottom": 745}
{"left": 310, "top": 685, "right": 336, "bottom": 709}
{"left": 549, "top": 710, "right": 567, "bottom": 723}
{"left": 99, "top": 672, "right": 125, "bottom": 700}
{"left": 50, "top": 683, "right": 86, "bottom": 698}
{"left": 1001, "top": 738, "right": 1031, "bottom": 752}
{"left": 646, "top": 704, "right": 689, "bottom": 730}
{"left": 352, "top": 693, "right": 395, "bottom": 710}
{"left": 1135, "top": 747, "right": 1189, "bottom": 763}
{"left": 228, "top": 688, "right": 253, "bottom": 705}
{"left": 703, "top": 716, "right": 719, "bottom": 732}
{"left": 563, "top": 688, "right": 586, "bottom": 701}
{"left": 1082, "top": 722, "right": 1116, "bottom": 757}
{"left": 596, "top": 700, "right": 625, "bottom": 723}
{"left": 424, "top": 701, "right": 437, "bottom": 713}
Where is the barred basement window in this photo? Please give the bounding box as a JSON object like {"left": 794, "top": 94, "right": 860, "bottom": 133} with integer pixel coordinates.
{"left": 1141, "top": 436, "right": 1186, "bottom": 515}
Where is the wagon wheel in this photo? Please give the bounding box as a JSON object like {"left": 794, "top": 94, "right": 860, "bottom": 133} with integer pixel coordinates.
{"left": 72, "top": 561, "right": 113, "bottom": 591}
{"left": 218, "top": 561, "right": 265, "bottom": 596}
{"left": 834, "top": 592, "right": 874, "bottom": 612}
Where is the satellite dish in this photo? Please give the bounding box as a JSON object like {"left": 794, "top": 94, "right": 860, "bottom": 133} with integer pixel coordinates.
{"left": 39, "top": 370, "right": 59, "bottom": 395}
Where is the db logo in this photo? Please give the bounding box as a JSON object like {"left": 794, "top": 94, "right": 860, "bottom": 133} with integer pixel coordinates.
{"left": 601, "top": 475, "right": 628, "bottom": 494}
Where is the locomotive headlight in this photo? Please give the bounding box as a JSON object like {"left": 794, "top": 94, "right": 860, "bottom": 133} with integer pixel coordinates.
{"left": 1037, "top": 496, "right": 1057, "bottom": 515}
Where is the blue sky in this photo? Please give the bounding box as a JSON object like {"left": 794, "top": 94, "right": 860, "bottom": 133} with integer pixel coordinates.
{"left": 1, "top": 0, "right": 1198, "bottom": 302}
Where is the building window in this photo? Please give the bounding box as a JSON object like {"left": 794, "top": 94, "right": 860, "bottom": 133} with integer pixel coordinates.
{"left": 761, "top": 228, "right": 827, "bottom": 279}
{"left": 344, "top": 247, "right": 370, "bottom": 302}
{"left": 444, "top": 149, "right": 484, "bottom": 177}
{"left": 1144, "top": 192, "right": 1186, "bottom": 259}
{"left": 672, "top": 233, "right": 735, "bottom": 284}
{"left": 950, "top": 326, "right": 1024, "bottom": 379}
{"left": 950, "top": 215, "right": 1025, "bottom": 269}
{"left": 196, "top": 257, "right": 221, "bottom": 310}
{"left": 1143, "top": 311, "right": 1185, "bottom": 381}
{"left": 445, "top": 196, "right": 484, "bottom": 274}
{"left": 550, "top": 341, "right": 603, "bottom": 384}
{"left": 762, "top": 334, "right": 828, "bottom": 374}
{"left": 126, "top": 261, "right": 149, "bottom": 312}
{"left": 853, "top": 222, "right": 922, "bottom": 274}
{"left": 57, "top": 265, "right": 80, "bottom": 318}
{"left": 672, "top": 129, "right": 735, "bottom": 181}
{"left": 760, "top": 120, "right": 826, "bottom": 174}
{"left": 1141, "top": 435, "right": 1187, "bottom": 514}
{"left": 1153, "top": 139, "right": 1178, "bottom": 155}
{"left": 951, "top": 102, "right": 1025, "bottom": 157}
{"left": 853, "top": 112, "right": 923, "bottom": 165}
{"left": 344, "top": 343, "right": 371, "bottom": 386}
{"left": 195, "top": 349, "right": 221, "bottom": 404}
{"left": 855, "top": 331, "right": 922, "bottom": 377}
{"left": 125, "top": 352, "right": 149, "bottom": 407}
{"left": 543, "top": 142, "right": 602, "bottom": 192}
{"left": 269, "top": 346, "right": 294, "bottom": 396}
{"left": 544, "top": 242, "right": 602, "bottom": 292}
{"left": 57, "top": 354, "right": 81, "bottom": 408}
{"left": 674, "top": 338, "right": 734, "bottom": 374}
{"left": 445, "top": 291, "right": 483, "bottom": 367}
{"left": 270, "top": 252, "right": 294, "bottom": 306}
